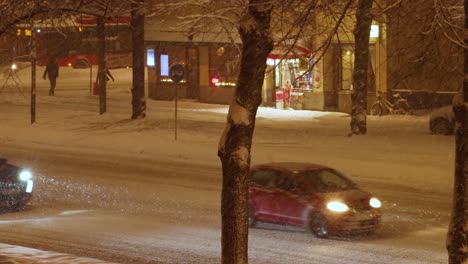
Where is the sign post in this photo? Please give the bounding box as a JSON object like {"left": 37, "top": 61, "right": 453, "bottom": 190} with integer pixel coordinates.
{"left": 169, "top": 63, "right": 185, "bottom": 141}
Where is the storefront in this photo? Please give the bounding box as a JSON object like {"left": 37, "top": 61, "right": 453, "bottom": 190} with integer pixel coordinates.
{"left": 262, "top": 45, "right": 323, "bottom": 110}
{"left": 144, "top": 23, "right": 387, "bottom": 113}
{"left": 145, "top": 37, "right": 241, "bottom": 104}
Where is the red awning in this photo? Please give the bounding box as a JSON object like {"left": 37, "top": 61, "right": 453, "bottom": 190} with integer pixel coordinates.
{"left": 268, "top": 44, "right": 310, "bottom": 60}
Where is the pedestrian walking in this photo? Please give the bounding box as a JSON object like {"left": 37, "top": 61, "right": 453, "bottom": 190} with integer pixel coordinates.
{"left": 284, "top": 81, "right": 291, "bottom": 109}
{"left": 93, "top": 67, "right": 114, "bottom": 95}
{"left": 43, "top": 57, "right": 59, "bottom": 96}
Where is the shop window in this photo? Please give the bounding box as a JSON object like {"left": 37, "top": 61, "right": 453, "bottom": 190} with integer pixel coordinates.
{"left": 160, "top": 48, "right": 186, "bottom": 83}
{"left": 278, "top": 57, "right": 311, "bottom": 90}
{"left": 340, "top": 44, "right": 376, "bottom": 92}
{"left": 209, "top": 46, "right": 239, "bottom": 87}
{"left": 342, "top": 47, "right": 354, "bottom": 90}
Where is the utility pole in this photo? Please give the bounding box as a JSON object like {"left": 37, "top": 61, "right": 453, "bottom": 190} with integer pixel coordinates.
{"left": 447, "top": 1, "right": 468, "bottom": 263}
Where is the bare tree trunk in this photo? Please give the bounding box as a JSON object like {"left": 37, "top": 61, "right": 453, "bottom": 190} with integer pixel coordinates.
{"left": 30, "top": 23, "right": 36, "bottom": 124}
{"left": 217, "top": 1, "right": 273, "bottom": 263}
{"left": 446, "top": 1, "right": 468, "bottom": 262}
{"left": 350, "top": 0, "right": 373, "bottom": 135}
{"left": 131, "top": 0, "right": 146, "bottom": 119}
{"left": 97, "top": 16, "right": 107, "bottom": 115}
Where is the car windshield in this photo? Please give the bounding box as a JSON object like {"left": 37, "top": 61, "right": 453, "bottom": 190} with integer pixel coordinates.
{"left": 302, "top": 169, "right": 357, "bottom": 193}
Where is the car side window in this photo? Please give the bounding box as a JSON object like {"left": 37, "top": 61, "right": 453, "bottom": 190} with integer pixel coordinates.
{"left": 274, "top": 171, "right": 299, "bottom": 191}
{"left": 250, "top": 169, "right": 276, "bottom": 188}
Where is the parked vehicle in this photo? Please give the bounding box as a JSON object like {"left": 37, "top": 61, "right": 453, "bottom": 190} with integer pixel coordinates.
{"left": 0, "top": 158, "right": 33, "bottom": 210}
{"left": 429, "top": 105, "right": 455, "bottom": 135}
{"left": 371, "top": 92, "right": 412, "bottom": 116}
{"left": 248, "top": 162, "right": 382, "bottom": 238}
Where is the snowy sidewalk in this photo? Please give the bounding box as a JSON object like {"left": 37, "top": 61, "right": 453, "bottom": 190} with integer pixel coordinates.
{"left": 0, "top": 243, "right": 117, "bottom": 264}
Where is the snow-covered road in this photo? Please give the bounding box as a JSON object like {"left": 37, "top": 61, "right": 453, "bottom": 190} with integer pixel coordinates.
{"left": 0, "top": 67, "right": 454, "bottom": 263}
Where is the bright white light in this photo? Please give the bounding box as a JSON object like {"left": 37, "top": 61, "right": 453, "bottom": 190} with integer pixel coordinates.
{"left": 370, "top": 25, "right": 379, "bottom": 38}
{"left": 147, "top": 48, "right": 155, "bottom": 66}
{"left": 370, "top": 198, "right": 381, "bottom": 208}
{"left": 327, "top": 201, "right": 349, "bottom": 212}
{"left": 36, "top": 29, "right": 41, "bottom": 33}
{"left": 19, "top": 170, "right": 32, "bottom": 181}
{"left": 26, "top": 180, "right": 33, "bottom": 193}
{"left": 11, "top": 64, "right": 17, "bottom": 70}
{"left": 266, "top": 58, "right": 275, "bottom": 66}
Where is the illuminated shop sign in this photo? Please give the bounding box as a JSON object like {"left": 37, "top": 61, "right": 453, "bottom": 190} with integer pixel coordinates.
{"left": 147, "top": 49, "right": 155, "bottom": 67}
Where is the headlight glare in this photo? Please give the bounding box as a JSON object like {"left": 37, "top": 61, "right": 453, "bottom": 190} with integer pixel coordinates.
{"left": 19, "top": 170, "right": 32, "bottom": 181}
{"left": 327, "top": 201, "right": 349, "bottom": 212}
{"left": 370, "top": 198, "right": 381, "bottom": 208}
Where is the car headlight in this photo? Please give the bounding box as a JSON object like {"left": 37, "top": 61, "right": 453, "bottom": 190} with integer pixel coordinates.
{"left": 327, "top": 201, "right": 349, "bottom": 212}
{"left": 19, "top": 170, "right": 32, "bottom": 181}
{"left": 370, "top": 198, "right": 381, "bottom": 208}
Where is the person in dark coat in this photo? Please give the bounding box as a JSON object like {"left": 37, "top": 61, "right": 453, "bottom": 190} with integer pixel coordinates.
{"left": 43, "top": 57, "right": 59, "bottom": 96}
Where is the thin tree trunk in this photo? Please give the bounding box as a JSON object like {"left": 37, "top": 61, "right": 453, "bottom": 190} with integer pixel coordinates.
{"left": 217, "top": 1, "right": 273, "bottom": 263}
{"left": 446, "top": 1, "right": 468, "bottom": 262}
{"left": 30, "top": 23, "right": 36, "bottom": 124}
{"left": 350, "top": 0, "right": 373, "bottom": 135}
{"left": 97, "top": 16, "right": 107, "bottom": 115}
{"left": 131, "top": 0, "right": 146, "bottom": 119}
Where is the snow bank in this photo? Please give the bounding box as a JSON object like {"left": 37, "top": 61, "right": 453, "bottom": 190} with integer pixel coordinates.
{"left": 0, "top": 243, "right": 116, "bottom": 264}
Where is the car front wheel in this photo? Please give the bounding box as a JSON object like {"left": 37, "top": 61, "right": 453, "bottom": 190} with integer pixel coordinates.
{"left": 308, "top": 213, "right": 329, "bottom": 238}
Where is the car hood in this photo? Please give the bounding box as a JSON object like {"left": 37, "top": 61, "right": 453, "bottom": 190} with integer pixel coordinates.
{"left": 311, "top": 188, "right": 373, "bottom": 209}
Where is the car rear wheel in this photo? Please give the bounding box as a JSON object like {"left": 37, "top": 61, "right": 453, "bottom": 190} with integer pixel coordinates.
{"left": 431, "top": 118, "right": 452, "bottom": 135}
{"left": 308, "top": 213, "right": 328, "bottom": 238}
{"left": 248, "top": 206, "right": 256, "bottom": 228}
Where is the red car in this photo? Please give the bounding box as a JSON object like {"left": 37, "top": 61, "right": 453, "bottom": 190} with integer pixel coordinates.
{"left": 248, "top": 163, "right": 381, "bottom": 238}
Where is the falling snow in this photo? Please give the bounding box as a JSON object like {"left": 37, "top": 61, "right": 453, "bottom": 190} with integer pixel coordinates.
{"left": 0, "top": 66, "right": 455, "bottom": 263}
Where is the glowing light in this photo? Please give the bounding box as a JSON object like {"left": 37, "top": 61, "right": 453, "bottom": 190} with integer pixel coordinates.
{"left": 26, "top": 180, "right": 33, "bottom": 193}
{"left": 36, "top": 29, "right": 41, "bottom": 33}
{"left": 327, "top": 201, "right": 349, "bottom": 212}
{"left": 211, "top": 77, "right": 220, "bottom": 86}
{"left": 68, "top": 63, "right": 72, "bottom": 67}
{"left": 216, "top": 47, "right": 225, "bottom": 56}
{"left": 16, "top": 29, "right": 22, "bottom": 36}
{"left": 11, "top": 64, "right": 17, "bottom": 70}
{"left": 24, "top": 29, "right": 32, "bottom": 36}
{"left": 19, "top": 170, "right": 32, "bottom": 181}
{"left": 346, "top": 51, "right": 351, "bottom": 55}
{"left": 370, "top": 198, "right": 381, "bottom": 208}
{"left": 78, "top": 27, "right": 83, "bottom": 32}
{"left": 370, "top": 25, "right": 379, "bottom": 38}
{"left": 161, "top": 78, "right": 186, "bottom": 83}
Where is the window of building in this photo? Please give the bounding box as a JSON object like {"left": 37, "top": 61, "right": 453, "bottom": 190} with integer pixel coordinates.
{"left": 341, "top": 44, "right": 376, "bottom": 92}
{"left": 209, "top": 46, "right": 239, "bottom": 87}
{"left": 159, "top": 47, "right": 186, "bottom": 83}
